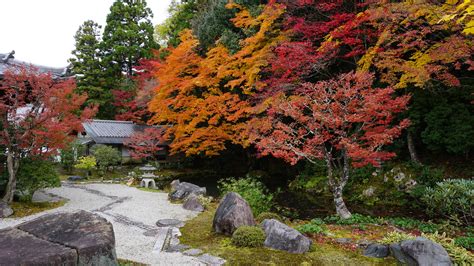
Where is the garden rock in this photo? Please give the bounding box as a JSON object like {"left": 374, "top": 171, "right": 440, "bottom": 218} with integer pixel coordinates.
{"left": 68, "top": 175, "right": 84, "bottom": 181}
{"left": 0, "top": 228, "right": 77, "bottom": 265}
{"left": 212, "top": 192, "right": 255, "bottom": 235}
{"left": 182, "top": 194, "right": 204, "bottom": 212}
{"left": 17, "top": 210, "right": 117, "bottom": 265}
{"left": 261, "top": 219, "right": 312, "bottom": 254}
{"left": 363, "top": 243, "right": 389, "bottom": 258}
{"left": 390, "top": 243, "right": 417, "bottom": 265}
{"left": 197, "top": 253, "right": 226, "bottom": 265}
{"left": 168, "top": 181, "right": 206, "bottom": 201}
{"left": 0, "top": 201, "right": 13, "bottom": 218}
{"left": 399, "top": 237, "right": 452, "bottom": 266}
{"left": 183, "top": 248, "right": 203, "bottom": 256}
{"left": 156, "top": 218, "right": 185, "bottom": 228}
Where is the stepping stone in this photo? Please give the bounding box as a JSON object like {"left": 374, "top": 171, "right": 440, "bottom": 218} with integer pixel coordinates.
{"left": 183, "top": 248, "right": 203, "bottom": 256}
{"left": 197, "top": 254, "right": 226, "bottom": 266}
{"left": 166, "top": 244, "right": 190, "bottom": 253}
{"left": 156, "top": 219, "right": 185, "bottom": 228}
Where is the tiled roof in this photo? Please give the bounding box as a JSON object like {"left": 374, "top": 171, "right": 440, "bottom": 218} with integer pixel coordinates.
{"left": 0, "top": 51, "right": 70, "bottom": 79}
{"left": 82, "top": 120, "right": 164, "bottom": 145}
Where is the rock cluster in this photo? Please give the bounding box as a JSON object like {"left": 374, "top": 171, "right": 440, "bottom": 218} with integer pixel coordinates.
{"left": 364, "top": 237, "right": 452, "bottom": 265}
{"left": 168, "top": 180, "right": 206, "bottom": 201}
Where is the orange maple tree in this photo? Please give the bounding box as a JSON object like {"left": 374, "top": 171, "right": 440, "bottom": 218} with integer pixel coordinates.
{"left": 148, "top": 3, "right": 285, "bottom": 156}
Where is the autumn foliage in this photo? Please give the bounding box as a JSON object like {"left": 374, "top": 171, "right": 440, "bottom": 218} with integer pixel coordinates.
{"left": 0, "top": 66, "right": 96, "bottom": 202}
{"left": 124, "top": 127, "right": 167, "bottom": 160}
{"left": 140, "top": 0, "right": 473, "bottom": 218}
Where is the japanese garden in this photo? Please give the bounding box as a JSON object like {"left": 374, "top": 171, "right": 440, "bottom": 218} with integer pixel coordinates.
{"left": 0, "top": 0, "right": 473, "bottom": 265}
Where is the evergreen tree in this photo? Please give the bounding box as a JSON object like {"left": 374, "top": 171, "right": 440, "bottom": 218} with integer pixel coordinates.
{"left": 155, "top": 0, "right": 200, "bottom": 48}
{"left": 102, "top": 0, "right": 158, "bottom": 78}
{"left": 69, "top": 20, "right": 114, "bottom": 119}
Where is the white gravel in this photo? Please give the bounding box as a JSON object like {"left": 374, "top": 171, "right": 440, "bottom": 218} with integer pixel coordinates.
{"left": 0, "top": 183, "right": 204, "bottom": 265}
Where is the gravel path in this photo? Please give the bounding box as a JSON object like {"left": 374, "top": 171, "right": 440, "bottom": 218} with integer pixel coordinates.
{"left": 0, "top": 183, "right": 204, "bottom": 265}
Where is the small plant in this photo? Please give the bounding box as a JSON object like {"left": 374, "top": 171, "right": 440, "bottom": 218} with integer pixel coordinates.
{"left": 74, "top": 156, "right": 96, "bottom": 178}
{"left": 324, "top": 213, "right": 381, "bottom": 225}
{"left": 379, "top": 231, "right": 416, "bottom": 244}
{"left": 231, "top": 226, "right": 266, "bottom": 248}
{"left": 454, "top": 235, "right": 474, "bottom": 250}
{"left": 387, "top": 217, "right": 440, "bottom": 233}
{"left": 218, "top": 177, "right": 275, "bottom": 216}
{"left": 256, "top": 212, "right": 282, "bottom": 223}
{"left": 421, "top": 179, "right": 474, "bottom": 224}
{"left": 197, "top": 195, "right": 212, "bottom": 209}
{"left": 297, "top": 218, "right": 327, "bottom": 235}
{"left": 423, "top": 232, "right": 474, "bottom": 265}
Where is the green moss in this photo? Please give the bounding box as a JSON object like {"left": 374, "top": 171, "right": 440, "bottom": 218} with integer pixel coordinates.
{"left": 232, "top": 226, "right": 266, "bottom": 248}
{"left": 10, "top": 200, "right": 66, "bottom": 218}
{"left": 180, "top": 205, "right": 396, "bottom": 265}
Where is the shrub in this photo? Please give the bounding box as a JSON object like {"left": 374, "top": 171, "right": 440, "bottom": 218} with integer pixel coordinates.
{"left": 454, "top": 235, "right": 474, "bottom": 250}
{"left": 16, "top": 158, "right": 60, "bottom": 202}
{"left": 91, "top": 144, "right": 121, "bottom": 172}
{"left": 256, "top": 212, "right": 282, "bottom": 223}
{"left": 231, "top": 226, "right": 266, "bottom": 248}
{"left": 74, "top": 156, "right": 96, "bottom": 178}
{"left": 218, "top": 177, "right": 275, "bottom": 216}
{"left": 421, "top": 179, "right": 474, "bottom": 224}
{"left": 297, "top": 218, "right": 327, "bottom": 235}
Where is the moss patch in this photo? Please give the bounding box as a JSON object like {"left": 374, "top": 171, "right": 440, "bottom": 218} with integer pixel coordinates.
{"left": 10, "top": 200, "right": 66, "bottom": 218}
{"left": 180, "top": 206, "right": 396, "bottom": 265}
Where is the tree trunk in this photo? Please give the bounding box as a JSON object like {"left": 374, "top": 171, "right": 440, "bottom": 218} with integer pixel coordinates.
{"left": 407, "top": 132, "right": 422, "bottom": 165}
{"left": 3, "top": 151, "right": 19, "bottom": 203}
{"left": 325, "top": 149, "right": 352, "bottom": 219}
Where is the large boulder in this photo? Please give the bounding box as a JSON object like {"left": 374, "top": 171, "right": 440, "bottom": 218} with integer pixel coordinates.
{"left": 183, "top": 194, "right": 204, "bottom": 212}
{"left": 0, "top": 228, "right": 77, "bottom": 265}
{"left": 398, "top": 237, "right": 452, "bottom": 266}
{"left": 212, "top": 192, "right": 255, "bottom": 235}
{"left": 0, "top": 201, "right": 13, "bottom": 218}
{"left": 168, "top": 181, "right": 206, "bottom": 201}
{"left": 261, "top": 219, "right": 312, "bottom": 254}
{"left": 17, "top": 210, "right": 117, "bottom": 265}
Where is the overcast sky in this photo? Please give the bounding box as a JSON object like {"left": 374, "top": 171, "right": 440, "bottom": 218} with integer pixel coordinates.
{"left": 0, "top": 0, "right": 172, "bottom": 67}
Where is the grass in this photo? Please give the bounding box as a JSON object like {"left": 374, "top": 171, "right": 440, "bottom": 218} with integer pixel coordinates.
{"left": 179, "top": 205, "right": 396, "bottom": 265}
{"left": 10, "top": 200, "right": 66, "bottom": 218}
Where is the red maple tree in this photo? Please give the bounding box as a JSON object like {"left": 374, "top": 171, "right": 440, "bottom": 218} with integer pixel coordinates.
{"left": 124, "top": 127, "right": 167, "bottom": 160}
{"left": 0, "top": 66, "right": 96, "bottom": 203}
{"left": 250, "top": 72, "right": 410, "bottom": 218}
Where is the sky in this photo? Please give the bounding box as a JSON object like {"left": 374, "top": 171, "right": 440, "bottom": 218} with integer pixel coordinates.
{"left": 0, "top": 0, "right": 172, "bottom": 67}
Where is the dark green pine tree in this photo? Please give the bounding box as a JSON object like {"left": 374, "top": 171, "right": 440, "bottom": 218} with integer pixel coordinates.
{"left": 102, "top": 0, "right": 158, "bottom": 78}
{"left": 69, "top": 20, "right": 115, "bottom": 119}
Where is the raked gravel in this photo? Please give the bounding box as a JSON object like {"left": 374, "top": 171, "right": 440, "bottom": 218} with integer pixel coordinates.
{"left": 0, "top": 183, "right": 205, "bottom": 265}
